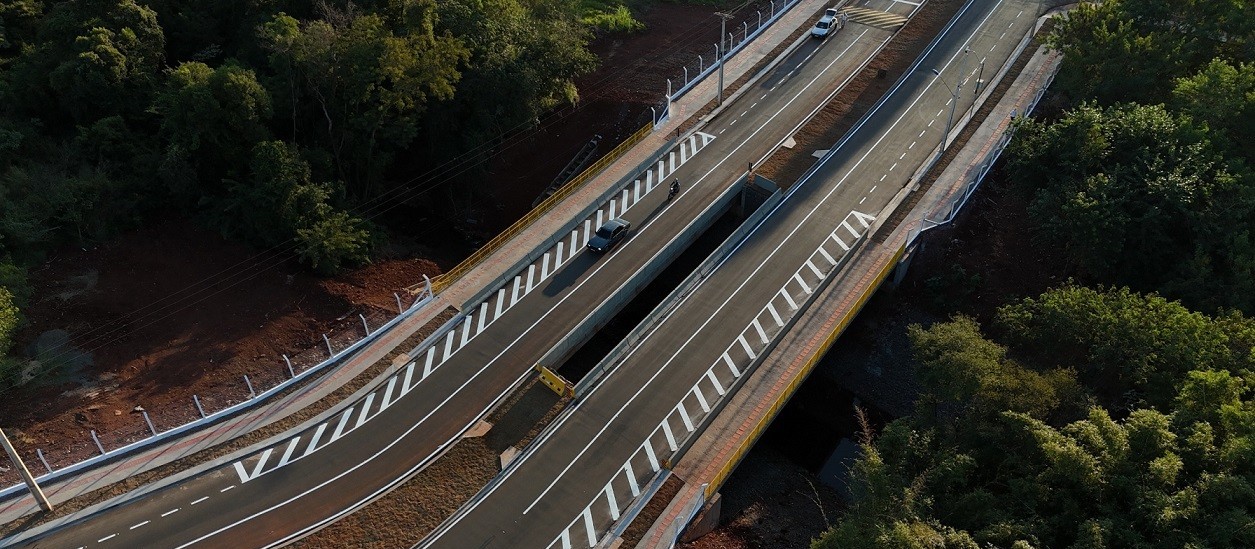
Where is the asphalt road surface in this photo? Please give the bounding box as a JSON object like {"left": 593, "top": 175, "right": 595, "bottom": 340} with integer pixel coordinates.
{"left": 16, "top": 2, "right": 910, "bottom": 547}
{"left": 419, "top": 0, "right": 1043, "bottom": 547}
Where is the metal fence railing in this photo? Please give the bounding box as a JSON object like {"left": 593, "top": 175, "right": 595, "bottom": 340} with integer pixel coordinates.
{"left": 0, "top": 285, "right": 434, "bottom": 503}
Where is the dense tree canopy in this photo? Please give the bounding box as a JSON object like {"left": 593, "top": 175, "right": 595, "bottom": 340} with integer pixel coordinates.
{"left": 817, "top": 289, "right": 1255, "bottom": 549}
{"left": 818, "top": 2, "right": 1255, "bottom": 544}
{"left": 0, "top": 0, "right": 647, "bottom": 391}
{"left": 1007, "top": 102, "right": 1255, "bottom": 313}
{"left": 1048, "top": 0, "right": 1255, "bottom": 106}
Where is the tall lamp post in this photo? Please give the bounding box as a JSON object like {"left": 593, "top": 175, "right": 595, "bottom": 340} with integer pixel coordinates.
{"left": 930, "top": 46, "right": 971, "bottom": 152}
{"left": 716, "top": 12, "right": 734, "bottom": 107}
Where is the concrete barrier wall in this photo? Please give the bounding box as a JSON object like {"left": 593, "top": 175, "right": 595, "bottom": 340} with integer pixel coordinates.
{"left": 537, "top": 174, "right": 751, "bottom": 373}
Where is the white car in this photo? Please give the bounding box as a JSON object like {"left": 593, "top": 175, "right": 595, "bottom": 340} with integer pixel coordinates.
{"left": 811, "top": 8, "right": 841, "bottom": 39}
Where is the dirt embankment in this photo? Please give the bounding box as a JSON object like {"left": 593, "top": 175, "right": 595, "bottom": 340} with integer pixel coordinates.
{"left": 0, "top": 220, "right": 444, "bottom": 487}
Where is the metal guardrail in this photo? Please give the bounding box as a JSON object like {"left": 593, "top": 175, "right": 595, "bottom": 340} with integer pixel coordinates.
{"left": 428, "top": 123, "right": 653, "bottom": 295}
{"left": 0, "top": 291, "right": 435, "bottom": 502}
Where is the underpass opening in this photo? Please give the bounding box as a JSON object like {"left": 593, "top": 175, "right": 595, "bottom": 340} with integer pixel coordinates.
{"left": 555, "top": 208, "right": 743, "bottom": 382}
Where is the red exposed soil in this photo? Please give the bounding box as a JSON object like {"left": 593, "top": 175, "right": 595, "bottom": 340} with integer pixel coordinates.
{"left": 485, "top": 2, "right": 768, "bottom": 231}
{"left": 0, "top": 220, "right": 441, "bottom": 480}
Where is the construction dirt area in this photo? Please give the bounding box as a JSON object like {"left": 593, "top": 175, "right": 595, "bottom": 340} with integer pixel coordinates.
{"left": 0, "top": 0, "right": 1059, "bottom": 547}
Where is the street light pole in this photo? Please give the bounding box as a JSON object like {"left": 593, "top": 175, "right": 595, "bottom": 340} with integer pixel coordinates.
{"left": 1, "top": 428, "right": 53, "bottom": 512}
{"left": 716, "top": 12, "right": 734, "bottom": 107}
{"left": 931, "top": 47, "right": 970, "bottom": 152}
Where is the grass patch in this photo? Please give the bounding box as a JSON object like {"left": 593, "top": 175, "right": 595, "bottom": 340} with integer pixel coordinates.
{"left": 580, "top": 0, "right": 646, "bottom": 33}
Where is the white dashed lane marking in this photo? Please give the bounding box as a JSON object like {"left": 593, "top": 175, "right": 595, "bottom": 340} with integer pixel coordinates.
{"left": 98, "top": 534, "right": 117, "bottom": 543}
{"left": 130, "top": 521, "right": 149, "bottom": 530}
{"left": 161, "top": 508, "right": 179, "bottom": 517}
{"left": 191, "top": 496, "right": 209, "bottom": 505}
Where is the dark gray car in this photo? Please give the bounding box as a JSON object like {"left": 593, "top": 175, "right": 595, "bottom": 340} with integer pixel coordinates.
{"left": 587, "top": 218, "right": 631, "bottom": 254}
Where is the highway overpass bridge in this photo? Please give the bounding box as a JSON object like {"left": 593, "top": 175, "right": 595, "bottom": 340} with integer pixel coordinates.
{"left": 2, "top": 0, "right": 1060, "bottom": 546}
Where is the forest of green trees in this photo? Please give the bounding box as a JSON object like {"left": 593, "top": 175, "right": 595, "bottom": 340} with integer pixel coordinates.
{"left": 816, "top": 0, "right": 1254, "bottom": 547}
{"left": 0, "top": 0, "right": 648, "bottom": 390}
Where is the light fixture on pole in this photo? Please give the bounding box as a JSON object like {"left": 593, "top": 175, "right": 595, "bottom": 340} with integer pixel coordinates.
{"left": 931, "top": 46, "right": 970, "bottom": 152}
{"left": 1, "top": 428, "right": 53, "bottom": 512}
{"left": 716, "top": 12, "right": 734, "bottom": 107}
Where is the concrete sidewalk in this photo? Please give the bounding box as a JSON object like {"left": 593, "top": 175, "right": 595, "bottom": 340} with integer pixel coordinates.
{"left": 635, "top": 42, "right": 1062, "bottom": 549}
{"left": 0, "top": 0, "right": 825, "bottom": 529}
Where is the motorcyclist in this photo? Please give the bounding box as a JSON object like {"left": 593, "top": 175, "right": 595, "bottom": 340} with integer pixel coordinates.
{"left": 669, "top": 179, "right": 680, "bottom": 199}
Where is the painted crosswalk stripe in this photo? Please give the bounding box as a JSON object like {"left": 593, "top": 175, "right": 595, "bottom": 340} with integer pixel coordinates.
{"left": 644, "top": 441, "right": 660, "bottom": 471}
{"left": 582, "top": 509, "right": 597, "bottom": 547}
{"left": 526, "top": 265, "right": 536, "bottom": 292}
{"left": 625, "top": 463, "right": 641, "bottom": 496}
{"left": 404, "top": 361, "right": 417, "bottom": 394}
{"left": 737, "top": 334, "right": 758, "bottom": 360}
{"left": 817, "top": 246, "right": 836, "bottom": 266}
{"left": 496, "top": 288, "right": 507, "bottom": 318}
{"left": 780, "top": 288, "right": 798, "bottom": 311}
{"left": 842, "top": 220, "right": 861, "bottom": 238}
{"left": 443, "top": 330, "right": 456, "bottom": 361}
{"left": 560, "top": 529, "right": 572, "bottom": 549}
{"left": 304, "top": 423, "right": 327, "bottom": 457}
{"left": 380, "top": 377, "right": 398, "bottom": 410}
{"left": 767, "top": 303, "right": 784, "bottom": 327}
{"left": 793, "top": 272, "right": 812, "bottom": 295}
{"left": 478, "top": 302, "right": 489, "bottom": 332}
{"left": 693, "top": 386, "right": 711, "bottom": 413}
{"left": 355, "top": 394, "right": 375, "bottom": 429}
{"left": 511, "top": 276, "right": 522, "bottom": 306}
{"left": 707, "top": 370, "right": 725, "bottom": 395}
{"left": 278, "top": 436, "right": 301, "bottom": 467}
{"left": 331, "top": 408, "right": 353, "bottom": 441}
{"left": 830, "top": 231, "right": 850, "bottom": 251}
{"left": 677, "top": 402, "right": 695, "bottom": 431}
{"left": 570, "top": 230, "right": 580, "bottom": 260}
{"left": 250, "top": 448, "right": 273, "bottom": 479}
{"left": 556, "top": 241, "right": 566, "bottom": 267}
{"left": 723, "top": 352, "right": 741, "bottom": 376}
{"left": 423, "top": 347, "right": 436, "bottom": 378}
{"left": 605, "top": 483, "right": 620, "bottom": 520}
{"left": 806, "top": 260, "right": 824, "bottom": 280}
{"left": 662, "top": 420, "right": 678, "bottom": 451}
{"left": 461, "top": 314, "right": 473, "bottom": 346}
{"left": 752, "top": 318, "right": 769, "bottom": 345}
